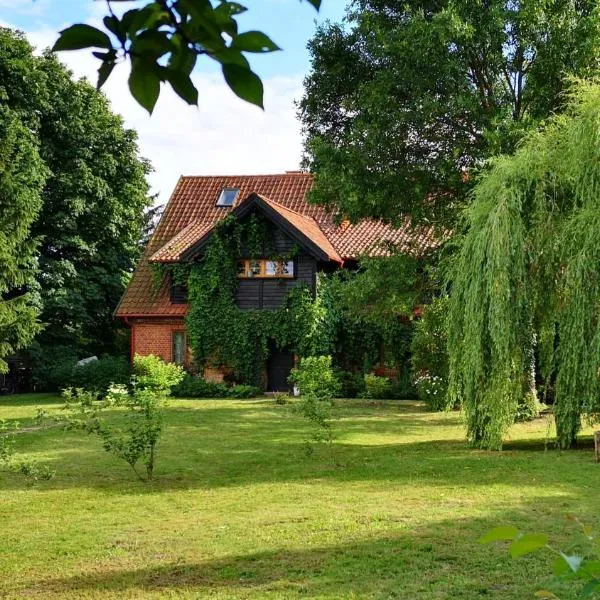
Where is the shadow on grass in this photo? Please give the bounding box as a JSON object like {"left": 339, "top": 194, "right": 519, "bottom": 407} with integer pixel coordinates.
{"left": 0, "top": 398, "right": 596, "bottom": 497}
{"left": 19, "top": 507, "right": 586, "bottom": 600}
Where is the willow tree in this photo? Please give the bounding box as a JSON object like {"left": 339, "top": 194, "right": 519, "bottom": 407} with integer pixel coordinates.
{"left": 448, "top": 79, "right": 600, "bottom": 450}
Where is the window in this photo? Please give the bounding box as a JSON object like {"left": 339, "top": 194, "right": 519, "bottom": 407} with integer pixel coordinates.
{"left": 216, "top": 188, "right": 239, "bottom": 207}
{"left": 172, "top": 331, "right": 186, "bottom": 365}
{"left": 265, "top": 260, "right": 294, "bottom": 277}
{"left": 170, "top": 283, "right": 188, "bottom": 304}
{"left": 236, "top": 259, "right": 294, "bottom": 279}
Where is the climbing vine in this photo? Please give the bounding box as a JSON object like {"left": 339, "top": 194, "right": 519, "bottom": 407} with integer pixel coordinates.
{"left": 185, "top": 215, "right": 331, "bottom": 386}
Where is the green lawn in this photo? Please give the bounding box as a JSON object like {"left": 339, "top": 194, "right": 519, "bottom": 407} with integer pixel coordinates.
{"left": 0, "top": 394, "right": 598, "bottom": 599}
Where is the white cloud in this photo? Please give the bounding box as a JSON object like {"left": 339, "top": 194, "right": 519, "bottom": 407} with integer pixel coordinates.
{"left": 22, "top": 23, "right": 306, "bottom": 205}
{"left": 0, "top": 0, "right": 49, "bottom": 16}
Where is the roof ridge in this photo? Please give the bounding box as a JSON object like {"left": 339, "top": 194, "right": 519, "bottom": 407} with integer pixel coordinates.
{"left": 179, "top": 172, "right": 311, "bottom": 180}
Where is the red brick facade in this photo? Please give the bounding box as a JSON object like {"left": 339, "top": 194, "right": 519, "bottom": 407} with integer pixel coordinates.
{"left": 129, "top": 318, "right": 188, "bottom": 365}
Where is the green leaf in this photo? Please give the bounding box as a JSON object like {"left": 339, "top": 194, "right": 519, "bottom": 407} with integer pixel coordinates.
{"left": 97, "top": 60, "right": 116, "bottom": 89}
{"left": 554, "top": 553, "right": 583, "bottom": 575}
{"left": 131, "top": 30, "right": 173, "bottom": 60}
{"left": 479, "top": 526, "right": 520, "bottom": 544}
{"left": 128, "top": 60, "right": 161, "bottom": 114}
{"left": 533, "top": 591, "right": 558, "bottom": 599}
{"left": 167, "top": 71, "right": 198, "bottom": 106}
{"left": 581, "top": 579, "right": 600, "bottom": 598}
{"left": 304, "top": 0, "right": 321, "bottom": 8}
{"left": 222, "top": 63, "right": 263, "bottom": 108}
{"left": 231, "top": 31, "right": 280, "bottom": 53}
{"left": 53, "top": 24, "right": 112, "bottom": 52}
{"left": 509, "top": 533, "right": 549, "bottom": 558}
{"left": 103, "top": 15, "right": 126, "bottom": 45}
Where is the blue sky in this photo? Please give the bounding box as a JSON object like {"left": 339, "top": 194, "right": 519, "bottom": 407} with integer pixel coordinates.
{"left": 0, "top": 0, "right": 348, "bottom": 202}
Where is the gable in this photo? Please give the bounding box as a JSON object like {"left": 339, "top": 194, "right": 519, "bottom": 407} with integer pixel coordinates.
{"left": 174, "top": 193, "right": 342, "bottom": 264}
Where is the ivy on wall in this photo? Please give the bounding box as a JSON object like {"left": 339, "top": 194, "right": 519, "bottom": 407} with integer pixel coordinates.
{"left": 153, "top": 212, "right": 421, "bottom": 390}
{"left": 185, "top": 215, "right": 331, "bottom": 386}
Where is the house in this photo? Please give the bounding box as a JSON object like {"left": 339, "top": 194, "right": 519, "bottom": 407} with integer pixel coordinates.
{"left": 116, "top": 172, "right": 436, "bottom": 390}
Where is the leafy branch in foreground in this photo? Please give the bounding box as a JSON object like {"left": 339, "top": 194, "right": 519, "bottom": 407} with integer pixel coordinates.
{"left": 53, "top": 0, "right": 322, "bottom": 113}
{"left": 480, "top": 518, "right": 600, "bottom": 599}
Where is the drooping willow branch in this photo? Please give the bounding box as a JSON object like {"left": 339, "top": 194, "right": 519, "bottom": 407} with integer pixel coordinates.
{"left": 448, "top": 79, "right": 600, "bottom": 449}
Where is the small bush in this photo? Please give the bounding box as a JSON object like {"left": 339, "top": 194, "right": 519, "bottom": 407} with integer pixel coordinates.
{"left": 132, "top": 354, "right": 184, "bottom": 394}
{"left": 362, "top": 374, "right": 393, "bottom": 399}
{"left": 289, "top": 356, "right": 340, "bottom": 398}
{"left": 273, "top": 392, "right": 288, "bottom": 405}
{"left": 228, "top": 384, "right": 261, "bottom": 399}
{"left": 70, "top": 356, "right": 131, "bottom": 396}
{"left": 63, "top": 383, "right": 167, "bottom": 481}
{"left": 30, "top": 344, "right": 78, "bottom": 391}
{"left": 515, "top": 391, "right": 542, "bottom": 422}
{"left": 335, "top": 370, "right": 365, "bottom": 398}
{"left": 171, "top": 374, "right": 229, "bottom": 398}
{"left": 411, "top": 297, "right": 449, "bottom": 399}
{"left": 171, "top": 374, "right": 260, "bottom": 399}
{"left": 414, "top": 373, "right": 448, "bottom": 411}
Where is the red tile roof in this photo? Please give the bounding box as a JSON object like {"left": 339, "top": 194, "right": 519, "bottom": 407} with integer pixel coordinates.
{"left": 116, "top": 173, "right": 437, "bottom": 317}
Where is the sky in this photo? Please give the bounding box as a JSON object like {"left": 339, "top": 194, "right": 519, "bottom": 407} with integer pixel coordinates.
{"left": 0, "top": 0, "right": 348, "bottom": 203}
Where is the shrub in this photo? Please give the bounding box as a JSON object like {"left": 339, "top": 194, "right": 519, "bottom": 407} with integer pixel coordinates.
{"left": 228, "top": 384, "right": 261, "bottom": 399}
{"left": 289, "top": 356, "right": 340, "bottom": 398}
{"left": 132, "top": 354, "right": 184, "bottom": 394}
{"left": 362, "top": 374, "right": 393, "bottom": 399}
{"left": 414, "top": 373, "right": 447, "bottom": 411}
{"left": 171, "top": 374, "right": 229, "bottom": 398}
{"left": 335, "top": 370, "right": 365, "bottom": 398}
{"left": 411, "top": 297, "right": 450, "bottom": 406}
{"left": 70, "top": 356, "right": 131, "bottom": 396}
{"left": 30, "top": 344, "right": 78, "bottom": 391}
{"left": 515, "top": 391, "right": 542, "bottom": 422}
{"left": 172, "top": 375, "right": 261, "bottom": 399}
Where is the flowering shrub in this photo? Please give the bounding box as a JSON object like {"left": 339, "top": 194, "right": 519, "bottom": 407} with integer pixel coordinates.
{"left": 414, "top": 372, "right": 450, "bottom": 411}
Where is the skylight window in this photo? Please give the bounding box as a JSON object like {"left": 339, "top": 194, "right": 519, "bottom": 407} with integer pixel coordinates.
{"left": 216, "top": 187, "right": 239, "bottom": 207}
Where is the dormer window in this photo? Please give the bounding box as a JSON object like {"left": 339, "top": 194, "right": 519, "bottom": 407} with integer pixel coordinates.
{"left": 216, "top": 188, "right": 239, "bottom": 207}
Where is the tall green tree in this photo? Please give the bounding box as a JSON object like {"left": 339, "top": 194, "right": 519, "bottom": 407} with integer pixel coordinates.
{"left": 0, "top": 28, "right": 151, "bottom": 367}
{"left": 448, "top": 79, "right": 600, "bottom": 450}
{"left": 32, "top": 53, "right": 151, "bottom": 356}
{"left": 0, "top": 106, "right": 47, "bottom": 372}
{"left": 300, "top": 0, "right": 600, "bottom": 226}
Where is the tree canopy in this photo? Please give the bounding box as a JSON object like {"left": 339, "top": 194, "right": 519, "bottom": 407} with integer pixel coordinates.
{"left": 299, "top": 0, "right": 600, "bottom": 227}
{"left": 0, "top": 28, "right": 151, "bottom": 371}
{"left": 448, "top": 79, "right": 600, "bottom": 450}
{"left": 54, "top": 0, "right": 322, "bottom": 113}
{"left": 0, "top": 105, "right": 47, "bottom": 373}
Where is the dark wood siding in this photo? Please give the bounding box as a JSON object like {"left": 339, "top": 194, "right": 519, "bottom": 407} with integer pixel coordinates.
{"left": 236, "top": 253, "right": 317, "bottom": 310}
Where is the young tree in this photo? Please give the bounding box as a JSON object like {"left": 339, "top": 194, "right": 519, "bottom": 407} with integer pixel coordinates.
{"left": 299, "top": 0, "right": 600, "bottom": 227}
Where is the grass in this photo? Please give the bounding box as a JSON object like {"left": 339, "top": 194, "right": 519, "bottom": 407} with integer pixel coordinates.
{"left": 0, "top": 394, "right": 598, "bottom": 599}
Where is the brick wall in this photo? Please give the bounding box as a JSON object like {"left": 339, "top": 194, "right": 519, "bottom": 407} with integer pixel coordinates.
{"left": 130, "top": 318, "right": 187, "bottom": 364}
